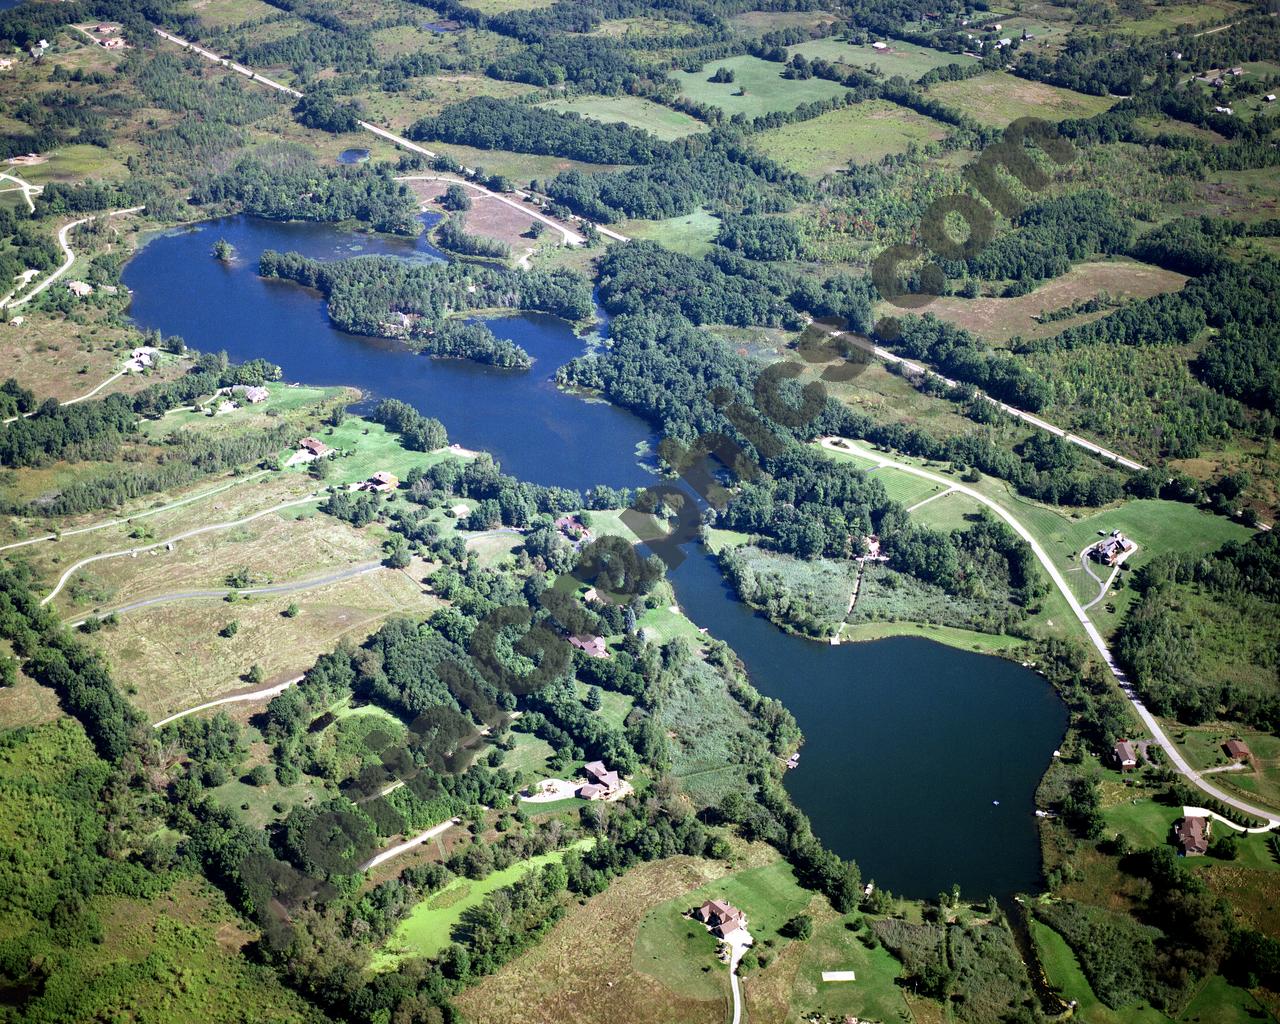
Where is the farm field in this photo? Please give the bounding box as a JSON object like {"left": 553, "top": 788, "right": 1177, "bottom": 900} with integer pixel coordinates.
{"left": 180, "top": 0, "right": 283, "bottom": 31}
{"left": 754, "top": 99, "right": 949, "bottom": 177}
{"left": 913, "top": 260, "right": 1189, "bottom": 345}
{"left": 925, "top": 71, "right": 1118, "bottom": 126}
{"left": 786, "top": 36, "right": 976, "bottom": 81}
{"left": 538, "top": 95, "right": 708, "bottom": 140}
{"left": 670, "top": 55, "right": 850, "bottom": 118}
{"left": 375, "top": 838, "right": 596, "bottom": 967}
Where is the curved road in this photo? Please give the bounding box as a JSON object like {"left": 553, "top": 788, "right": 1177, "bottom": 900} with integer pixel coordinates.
{"left": 822, "top": 437, "right": 1280, "bottom": 826}
{"left": 6, "top": 205, "right": 146, "bottom": 311}
{"left": 66, "top": 560, "right": 382, "bottom": 627}
{"left": 41, "top": 491, "right": 323, "bottom": 606}
{"left": 359, "top": 817, "right": 460, "bottom": 872}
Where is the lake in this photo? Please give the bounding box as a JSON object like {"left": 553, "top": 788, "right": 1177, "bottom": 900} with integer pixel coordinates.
{"left": 123, "top": 215, "right": 1067, "bottom": 900}
{"left": 337, "top": 149, "right": 371, "bottom": 165}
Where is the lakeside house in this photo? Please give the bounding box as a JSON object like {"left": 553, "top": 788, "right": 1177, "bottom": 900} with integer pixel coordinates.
{"left": 554, "top": 514, "right": 591, "bottom": 545}
{"left": 236, "top": 385, "right": 269, "bottom": 404}
{"left": 1113, "top": 739, "right": 1139, "bottom": 771}
{"left": 300, "top": 437, "right": 333, "bottom": 458}
{"left": 67, "top": 280, "right": 94, "bottom": 298}
{"left": 1091, "top": 530, "right": 1134, "bottom": 567}
{"left": 125, "top": 346, "right": 157, "bottom": 373}
{"left": 576, "top": 759, "right": 622, "bottom": 800}
{"left": 1175, "top": 815, "right": 1210, "bottom": 857}
{"left": 693, "top": 899, "right": 749, "bottom": 941}
{"left": 569, "top": 634, "right": 608, "bottom": 658}
{"left": 1224, "top": 739, "right": 1253, "bottom": 764}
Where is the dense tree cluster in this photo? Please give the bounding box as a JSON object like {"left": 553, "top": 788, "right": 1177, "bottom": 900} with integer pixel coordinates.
{"left": 410, "top": 97, "right": 670, "bottom": 164}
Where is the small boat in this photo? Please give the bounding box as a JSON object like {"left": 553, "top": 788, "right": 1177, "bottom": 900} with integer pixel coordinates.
{"left": 785, "top": 753, "right": 800, "bottom": 770}
{"left": 992, "top": 800, "right": 1000, "bottom": 806}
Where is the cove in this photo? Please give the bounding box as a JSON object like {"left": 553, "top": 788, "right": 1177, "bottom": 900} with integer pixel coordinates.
{"left": 122, "top": 215, "right": 1068, "bottom": 900}
{"left": 668, "top": 551, "right": 1068, "bottom": 901}
{"left": 122, "top": 216, "right": 656, "bottom": 490}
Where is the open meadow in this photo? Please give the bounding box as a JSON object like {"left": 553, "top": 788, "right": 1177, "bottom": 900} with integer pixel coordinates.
{"left": 925, "top": 71, "right": 1118, "bottom": 126}
{"left": 787, "top": 36, "right": 976, "bottom": 81}
{"left": 670, "top": 55, "right": 850, "bottom": 118}
{"left": 539, "top": 95, "right": 708, "bottom": 141}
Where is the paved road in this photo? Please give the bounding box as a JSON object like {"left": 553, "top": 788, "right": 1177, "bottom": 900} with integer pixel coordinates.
{"left": 66, "top": 560, "right": 382, "bottom": 627}
{"left": 0, "top": 469, "right": 272, "bottom": 555}
{"left": 151, "top": 27, "right": 626, "bottom": 246}
{"left": 41, "top": 491, "right": 323, "bottom": 606}
{"left": 398, "top": 174, "right": 585, "bottom": 245}
{"left": 727, "top": 929, "right": 752, "bottom": 1024}
{"left": 153, "top": 675, "right": 301, "bottom": 728}
{"left": 5, "top": 206, "right": 145, "bottom": 311}
{"left": 360, "top": 817, "right": 461, "bottom": 872}
{"left": 822, "top": 437, "right": 1280, "bottom": 826}
{"left": 0, "top": 171, "right": 40, "bottom": 213}
{"left": 818, "top": 327, "right": 1146, "bottom": 471}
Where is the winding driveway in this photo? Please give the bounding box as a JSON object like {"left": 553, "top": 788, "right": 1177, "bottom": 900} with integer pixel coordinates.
{"left": 40, "top": 491, "right": 323, "bottom": 606}
{"left": 65, "top": 560, "right": 383, "bottom": 627}
{"left": 5, "top": 205, "right": 145, "bottom": 311}
{"left": 359, "top": 817, "right": 461, "bottom": 872}
{"left": 153, "top": 675, "right": 301, "bottom": 728}
{"left": 821, "top": 437, "right": 1280, "bottom": 827}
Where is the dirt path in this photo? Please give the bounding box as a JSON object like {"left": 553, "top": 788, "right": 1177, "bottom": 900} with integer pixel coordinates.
{"left": 40, "top": 491, "right": 323, "bottom": 606}
{"left": 359, "top": 817, "right": 461, "bottom": 872}
{"left": 1, "top": 368, "right": 127, "bottom": 424}
{"left": 0, "top": 469, "right": 272, "bottom": 555}
{"left": 152, "top": 675, "right": 301, "bottom": 727}
{"left": 820, "top": 436, "right": 1280, "bottom": 826}
{"left": 65, "top": 560, "right": 383, "bottom": 627}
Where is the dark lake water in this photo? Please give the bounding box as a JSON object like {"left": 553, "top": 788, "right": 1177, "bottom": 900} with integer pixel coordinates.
{"left": 122, "top": 216, "right": 1067, "bottom": 900}
{"left": 337, "top": 149, "right": 371, "bottom": 164}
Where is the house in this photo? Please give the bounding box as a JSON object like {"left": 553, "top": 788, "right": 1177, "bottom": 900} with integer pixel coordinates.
{"left": 95, "top": 23, "right": 118, "bottom": 33}
{"left": 576, "top": 760, "right": 622, "bottom": 800}
{"left": 67, "top": 280, "right": 94, "bottom": 298}
{"left": 871, "top": 40, "right": 889, "bottom": 51}
{"left": 554, "top": 514, "right": 589, "bottom": 541}
{"left": 569, "top": 634, "right": 608, "bottom": 658}
{"left": 1266, "top": 94, "right": 1276, "bottom": 103}
{"left": 361, "top": 470, "right": 399, "bottom": 493}
{"left": 1224, "top": 739, "right": 1253, "bottom": 763}
{"left": 235, "top": 385, "right": 269, "bottom": 403}
{"left": 694, "top": 899, "right": 749, "bottom": 940}
{"left": 1113, "top": 739, "right": 1139, "bottom": 771}
{"left": 102, "top": 37, "right": 124, "bottom": 49}
{"left": 1229, "top": 66, "right": 1244, "bottom": 76}
{"left": 1175, "top": 815, "right": 1210, "bottom": 857}
{"left": 299, "top": 436, "right": 333, "bottom": 458}
{"left": 996, "top": 37, "right": 1013, "bottom": 47}
{"left": 1215, "top": 105, "right": 1234, "bottom": 115}
{"left": 1091, "top": 530, "right": 1134, "bottom": 566}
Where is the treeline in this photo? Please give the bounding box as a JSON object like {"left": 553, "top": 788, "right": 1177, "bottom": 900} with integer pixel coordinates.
{"left": 257, "top": 249, "right": 593, "bottom": 338}
{"left": 433, "top": 214, "right": 512, "bottom": 260}
{"left": 292, "top": 87, "right": 362, "bottom": 133}
{"left": 409, "top": 96, "right": 670, "bottom": 164}
{"left": 193, "top": 155, "right": 421, "bottom": 235}
{"left": 543, "top": 137, "right": 807, "bottom": 223}
{"left": 715, "top": 213, "right": 804, "bottom": 261}
{"left": 369, "top": 398, "right": 449, "bottom": 451}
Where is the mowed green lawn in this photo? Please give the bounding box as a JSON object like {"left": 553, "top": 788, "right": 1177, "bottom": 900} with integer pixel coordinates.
{"left": 1030, "top": 919, "right": 1170, "bottom": 1024}
{"left": 788, "top": 916, "right": 910, "bottom": 1023}
{"left": 670, "top": 55, "right": 850, "bottom": 117}
{"left": 538, "top": 95, "right": 708, "bottom": 140}
{"left": 925, "top": 71, "right": 1117, "bottom": 126}
{"left": 787, "top": 36, "right": 975, "bottom": 81}
{"left": 375, "top": 838, "right": 595, "bottom": 967}
{"left": 283, "top": 417, "right": 461, "bottom": 485}
{"left": 754, "top": 99, "right": 948, "bottom": 177}
{"left": 614, "top": 207, "right": 721, "bottom": 256}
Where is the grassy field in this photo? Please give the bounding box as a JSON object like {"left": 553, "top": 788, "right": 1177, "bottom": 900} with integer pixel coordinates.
{"left": 838, "top": 619, "right": 1026, "bottom": 654}
{"left": 539, "top": 95, "right": 708, "bottom": 140}
{"left": 787, "top": 36, "right": 976, "bottom": 81}
{"left": 614, "top": 207, "right": 721, "bottom": 256}
{"left": 915, "top": 260, "right": 1189, "bottom": 346}
{"left": 907, "top": 489, "right": 986, "bottom": 532}
{"left": 925, "top": 71, "right": 1117, "bottom": 127}
{"left": 455, "top": 854, "right": 735, "bottom": 1024}
{"left": 18, "top": 143, "right": 131, "bottom": 185}
{"left": 1170, "top": 725, "right": 1280, "bottom": 813}
{"left": 754, "top": 99, "right": 948, "bottom": 177}
{"left": 670, "top": 55, "right": 850, "bottom": 118}
{"left": 182, "top": 0, "right": 283, "bottom": 30}
{"left": 375, "top": 838, "right": 595, "bottom": 967}
{"left": 1116, "top": 0, "right": 1246, "bottom": 37}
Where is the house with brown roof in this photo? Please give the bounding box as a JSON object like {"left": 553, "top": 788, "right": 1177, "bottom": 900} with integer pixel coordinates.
{"left": 235, "top": 385, "right": 269, "bottom": 403}
{"left": 1175, "top": 815, "right": 1210, "bottom": 857}
{"left": 299, "top": 437, "right": 333, "bottom": 457}
{"left": 581, "top": 760, "right": 621, "bottom": 793}
{"left": 1091, "top": 530, "right": 1134, "bottom": 566}
{"left": 360, "top": 470, "right": 399, "bottom": 493}
{"left": 694, "top": 899, "right": 748, "bottom": 939}
{"left": 1224, "top": 739, "right": 1253, "bottom": 763}
{"left": 1114, "top": 739, "right": 1139, "bottom": 771}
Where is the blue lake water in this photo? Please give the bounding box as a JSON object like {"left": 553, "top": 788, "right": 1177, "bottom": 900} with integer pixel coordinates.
{"left": 122, "top": 215, "right": 1067, "bottom": 900}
